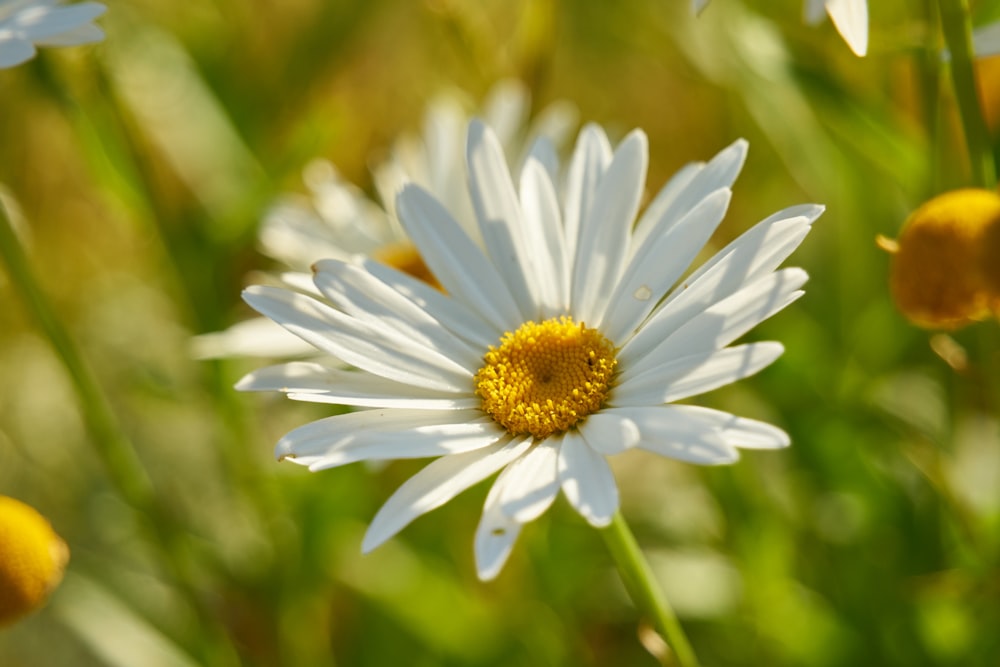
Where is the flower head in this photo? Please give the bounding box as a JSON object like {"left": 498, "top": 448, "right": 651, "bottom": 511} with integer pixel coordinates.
{"left": 889, "top": 188, "right": 1000, "bottom": 329}
{"left": 0, "top": 0, "right": 106, "bottom": 69}
{"left": 240, "top": 119, "right": 820, "bottom": 580}
{"left": 0, "top": 495, "right": 69, "bottom": 626}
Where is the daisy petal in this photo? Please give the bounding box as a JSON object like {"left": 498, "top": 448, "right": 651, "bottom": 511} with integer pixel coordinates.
{"left": 577, "top": 411, "right": 641, "bottom": 456}
{"left": 631, "top": 139, "right": 747, "bottom": 253}
{"left": 609, "top": 406, "right": 740, "bottom": 464}
{"left": 467, "top": 120, "right": 539, "bottom": 319}
{"left": 669, "top": 405, "right": 790, "bottom": 449}
{"left": 601, "top": 188, "right": 731, "bottom": 341}
{"left": 360, "top": 258, "right": 499, "bottom": 349}
{"left": 611, "top": 342, "right": 786, "bottom": 406}
{"left": 571, "top": 130, "right": 648, "bottom": 324}
{"left": 563, "top": 124, "right": 613, "bottom": 266}
{"left": 520, "top": 157, "right": 569, "bottom": 315}
{"left": 0, "top": 39, "right": 35, "bottom": 68}
{"left": 558, "top": 432, "right": 619, "bottom": 527}
{"left": 497, "top": 440, "right": 561, "bottom": 522}
{"left": 396, "top": 184, "right": 523, "bottom": 332}
{"left": 313, "top": 258, "right": 483, "bottom": 369}
{"left": 277, "top": 409, "right": 506, "bottom": 470}
{"left": 362, "top": 437, "right": 533, "bottom": 553}
{"left": 824, "top": 0, "right": 868, "bottom": 57}
{"left": 192, "top": 316, "right": 317, "bottom": 359}
{"left": 242, "top": 285, "right": 472, "bottom": 392}
{"left": 236, "top": 362, "right": 480, "bottom": 410}
{"left": 623, "top": 268, "right": 807, "bottom": 368}
{"left": 475, "top": 479, "right": 522, "bottom": 581}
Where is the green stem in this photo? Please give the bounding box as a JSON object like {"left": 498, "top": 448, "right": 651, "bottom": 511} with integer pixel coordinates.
{"left": 938, "top": 0, "right": 997, "bottom": 189}
{"left": 600, "top": 511, "right": 700, "bottom": 667}
{"left": 0, "top": 199, "right": 240, "bottom": 667}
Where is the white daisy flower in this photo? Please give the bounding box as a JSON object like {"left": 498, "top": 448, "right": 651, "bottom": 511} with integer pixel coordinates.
{"left": 0, "top": 0, "right": 106, "bottom": 69}
{"left": 694, "top": 0, "right": 868, "bottom": 57}
{"left": 193, "top": 81, "right": 576, "bottom": 359}
{"left": 238, "top": 119, "right": 822, "bottom": 580}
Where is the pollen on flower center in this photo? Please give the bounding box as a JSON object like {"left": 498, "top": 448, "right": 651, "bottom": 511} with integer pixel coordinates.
{"left": 475, "top": 316, "right": 617, "bottom": 439}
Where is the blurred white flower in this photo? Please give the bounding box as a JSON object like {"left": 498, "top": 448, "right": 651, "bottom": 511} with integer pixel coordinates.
{"left": 238, "top": 118, "right": 820, "bottom": 580}
{"left": 973, "top": 20, "right": 1000, "bottom": 59}
{"left": 193, "top": 81, "right": 577, "bottom": 359}
{"left": 0, "top": 0, "right": 106, "bottom": 68}
{"left": 694, "top": 0, "right": 868, "bottom": 57}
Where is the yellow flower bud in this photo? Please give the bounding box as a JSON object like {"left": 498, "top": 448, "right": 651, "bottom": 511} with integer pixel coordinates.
{"left": 889, "top": 188, "right": 1000, "bottom": 329}
{"left": 0, "top": 496, "right": 69, "bottom": 627}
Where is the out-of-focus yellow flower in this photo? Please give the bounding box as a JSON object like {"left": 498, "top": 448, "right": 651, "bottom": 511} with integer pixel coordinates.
{"left": 0, "top": 495, "right": 69, "bottom": 627}
{"left": 888, "top": 189, "right": 1000, "bottom": 329}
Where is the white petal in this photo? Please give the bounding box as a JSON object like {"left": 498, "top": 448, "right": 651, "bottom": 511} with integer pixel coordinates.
{"left": 362, "top": 437, "right": 533, "bottom": 553}
{"left": 277, "top": 409, "right": 506, "bottom": 470}
{"left": 236, "top": 362, "right": 480, "bottom": 410}
{"left": 608, "top": 406, "right": 740, "bottom": 464}
{"left": 396, "top": 184, "right": 523, "bottom": 333}
{"left": 562, "top": 124, "right": 613, "bottom": 267}
{"left": 466, "top": 120, "right": 539, "bottom": 319}
{"left": 15, "top": 3, "right": 105, "bottom": 41}
{"left": 313, "top": 258, "right": 483, "bottom": 370}
{"left": 191, "top": 316, "right": 317, "bottom": 359}
{"left": 630, "top": 139, "right": 747, "bottom": 254}
{"left": 803, "top": 0, "right": 827, "bottom": 24}
{"left": 628, "top": 268, "right": 807, "bottom": 368}
{"left": 243, "top": 286, "right": 472, "bottom": 392}
{"left": 611, "top": 342, "right": 785, "bottom": 406}
{"left": 475, "top": 478, "right": 522, "bottom": 581}
{"left": 558, "top": 432, "right": 619, "bottom": 527}
{"left": 497, "top": 440, "right": 561, "bottom": 522}
{"left": 519, "top": 157, "right": 569, "bottom": 315}
{"left": 601, "top": 188, "right": 731, "bottom": 342}
{"left": 668, "top": 405, "right": 790, "bottom": 449}
{"left": 577, "top": 411, "right": 641, "bottom": 456}
{"left": 571, "top": 130, "right": 648, "bottom": 324}
{"left": 624, "top": 206, "right": 818, "bottom": 360}
{"left": 360, "top": 258, "right": 500, "bottom": 350}
{"left": 825, "top": 0, "right": 868, "bottom": 57}
{"left": 0, "top": 38, "right": 35, "bottom": 68}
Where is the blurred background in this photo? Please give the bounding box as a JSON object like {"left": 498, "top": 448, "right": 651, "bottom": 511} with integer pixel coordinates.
{"left": 2, "top": 0, "right": 999, "bottom": 665}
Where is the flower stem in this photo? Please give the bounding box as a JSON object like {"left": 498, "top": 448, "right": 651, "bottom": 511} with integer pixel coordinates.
{"left": 600, "top": 511, "right": 700, "bottom": 667}
{"left": 937, "top": 0, "right": 997, "bottom": 189}
{"left": 0, "top": 199, "right": 240, "bottom": 666}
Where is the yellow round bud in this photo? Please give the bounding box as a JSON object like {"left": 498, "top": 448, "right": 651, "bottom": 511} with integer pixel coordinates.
{"left": 0, "top": 496, "right": 69, "bottom": 627}
{"left": 889, "top": 189, "right": 1000, "bottom": 329}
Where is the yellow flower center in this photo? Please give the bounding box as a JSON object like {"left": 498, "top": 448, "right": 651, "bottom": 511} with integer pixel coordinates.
{"left": 475, "top": 317, "right": 617, "bottom": 439}
{"left": 373, "top": 242, "right": 441, "bottom": 290}
{"left": 0, "top": 496, "right": 69, "bottom": 627}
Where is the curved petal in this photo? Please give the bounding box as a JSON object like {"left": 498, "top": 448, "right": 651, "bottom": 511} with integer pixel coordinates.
{"left": 609, "top": 406, "right": 740, "bottom": 464}
{"left": 600, "top": 188, "right": 731, "bottom": 342}
{"left": 243, "top": 286, "right": 472, "bottom": 392}
{"left": 497, "top": 440, "right": 561, "bottom": 523}
{"left": 362, "top": 436, "right": 533, "bottom": 553}
{"left": 396, "top": 184, "right": 523, "bottom": 333}
{"left": 236, "top": 362, "right": 480, "bottom": 410}
{"left": 520, "top": 157, "right": 569, "bottom": 316}
{"left": 622, "top": 268, "right": 807, "bottom": 369}
{"left": 475, "top": 478, "right": 522, "bottom": 581}
{"left": 276, "top": 409, "right": 505, "bottom": 470}
{"left": 571, "top": 129, "right": 648, "bottom": 324}
{"left": 611, "top": 342, "right": 785, "bottom": 406}
{"left": 558, "top": 432, "right": 619, "bottom": 527}
{"left": 668, "top": 404, "right": 790, "bottom": 449}
{"left": 0, "top": 38, "right": 35, "bottom": 68}
{"left": 825, "top": 0, "right": 868, "bottom": 57}
{"left": 467, "top": 120, "right": 539, "bottom": 319}
{"left": 624, "top": 206, "right": 818, "bottom": 359}
{"left": 313, "top": 258, "right": 483, "bottom": 369}
{"left": 577, "top": 411, "right": 641, "bottom": 456}
{"left": 192, "top": 316, "right": 317, "bottom": 359}
{"left": 562, "top": 124, "right": 613, "bottom": 268}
